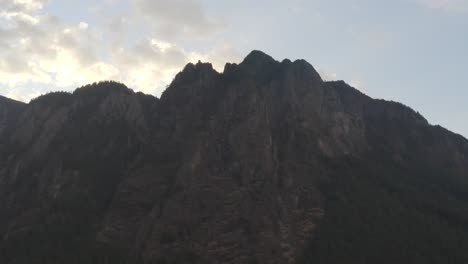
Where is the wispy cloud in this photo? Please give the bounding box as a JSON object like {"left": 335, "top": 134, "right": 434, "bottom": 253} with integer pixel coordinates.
{"left": 415, "top": 0, "right": 468, "bottom": 12}
{"left": 0, "top": 0, "right": 240, "bottom": 101}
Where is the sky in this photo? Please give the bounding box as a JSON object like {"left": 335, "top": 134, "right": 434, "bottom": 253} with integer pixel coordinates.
{"left": 0, "top": 0, "right": 467, "bottom": 137}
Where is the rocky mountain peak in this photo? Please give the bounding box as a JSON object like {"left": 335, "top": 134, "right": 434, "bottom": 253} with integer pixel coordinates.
{"left": 238, "top": 50, "right": 280, "bottom": 77}
{"left": 161, "top": 61, "right": 219, "bottom": 104}
{"left": 172, "top": 61, "right": 217, "bottom": 84}
{"left": 241, "top": 50, "right": 277, "bottom": 65}
{"left": 291, "top": 59, "right": 323, "bottom": 83}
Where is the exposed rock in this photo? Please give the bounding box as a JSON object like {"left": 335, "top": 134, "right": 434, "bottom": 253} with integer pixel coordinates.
{"left": 0, "top": 53, "right": 467, "bottom": 264}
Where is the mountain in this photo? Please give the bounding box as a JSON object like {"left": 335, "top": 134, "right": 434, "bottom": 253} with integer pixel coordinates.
{"left": 0, "top": 51, "right": 468, "bottom": 264}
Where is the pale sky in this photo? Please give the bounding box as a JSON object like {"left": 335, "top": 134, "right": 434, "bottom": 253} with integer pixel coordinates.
{"left": 0, "top": 0, "right": 467, "bottom": 137}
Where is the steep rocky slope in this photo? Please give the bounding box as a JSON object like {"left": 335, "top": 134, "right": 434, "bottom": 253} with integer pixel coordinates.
{"left": 0, "top": 51, "right": 467, "bottom": 264}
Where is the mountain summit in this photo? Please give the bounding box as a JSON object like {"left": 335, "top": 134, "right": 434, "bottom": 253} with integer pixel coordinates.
{"left": 1, "top": 51, "right": 468, "bottom": 264}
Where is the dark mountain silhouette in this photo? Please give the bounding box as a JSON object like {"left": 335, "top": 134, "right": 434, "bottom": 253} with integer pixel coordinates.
{"left": 0, "top": 51, "right": 468, "bottom": 264}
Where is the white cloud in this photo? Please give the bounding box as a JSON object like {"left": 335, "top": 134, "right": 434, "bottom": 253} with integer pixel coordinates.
{"left": 0, "top": 0, "right": 240, "bottom": 102}
{"left": 1, "top": 0, "right": 48, "bottom": 13}
{"left": 13, "top": 0, "right": 48, "bottom": 10}
{"left": 415, "top": 0, "right": 468, "bottom": 12}
{"left": 0, "top": 11, "right": 40, "bottom": 24}
{"left": 78, "top": 22, "right": 88, "bottom": 30}
{"left": 111, "top": 38, "right": 196, "bottom": 95}
{"left": 0, "top": 3, "right": 109, "bottom": 88}
{"left": 5, "top": 86, "right": 41, "bottom": 101}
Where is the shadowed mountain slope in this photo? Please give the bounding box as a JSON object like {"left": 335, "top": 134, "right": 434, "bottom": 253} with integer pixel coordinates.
{"left": 0, "top": 52, "right": 467, "bottom": 264}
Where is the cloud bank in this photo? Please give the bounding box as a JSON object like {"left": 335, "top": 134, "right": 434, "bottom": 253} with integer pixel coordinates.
{"left": 0, "top": 0, "right": 239, "bottom": 101}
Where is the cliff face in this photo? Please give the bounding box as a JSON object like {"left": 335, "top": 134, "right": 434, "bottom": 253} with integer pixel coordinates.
{"left": 1, "top": 51, "right": 468, "bottom": 264}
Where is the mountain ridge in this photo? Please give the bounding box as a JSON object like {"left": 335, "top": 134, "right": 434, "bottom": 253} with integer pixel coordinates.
{"left": 0, "top": 51, "right": 468, "bottom": 264}
{"left": 0, "top": 50, "right": 451, "bottom": 138}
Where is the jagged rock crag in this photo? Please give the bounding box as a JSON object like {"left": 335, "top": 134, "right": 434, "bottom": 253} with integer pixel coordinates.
{"left": 1, "top": 51, "right": 468, "bottom": 264}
